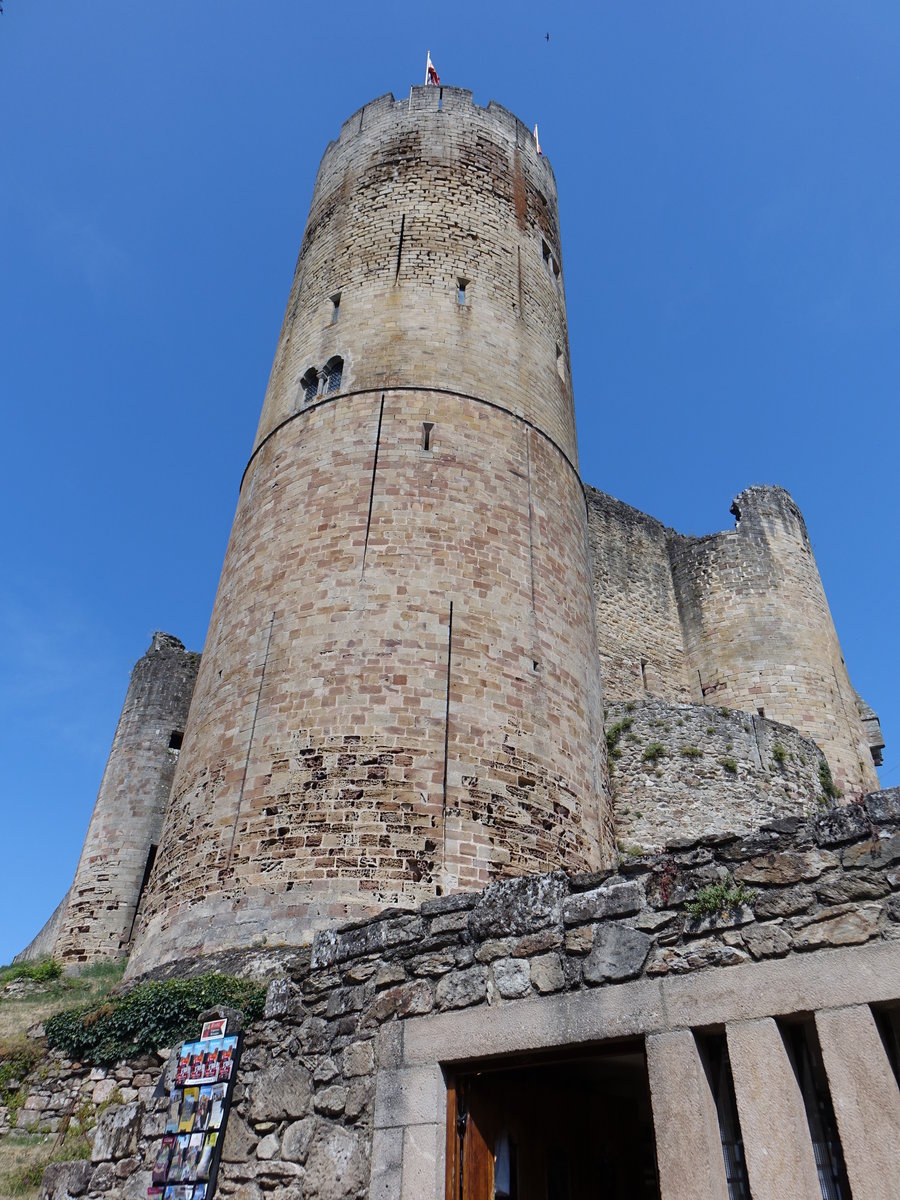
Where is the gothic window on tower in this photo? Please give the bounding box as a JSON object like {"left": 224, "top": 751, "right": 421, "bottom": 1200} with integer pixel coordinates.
{"left": 322, "top": 356, "right": 343, "bottom": 394}
{"left": 301, "top": 368, "right": 319, "bottom": 404}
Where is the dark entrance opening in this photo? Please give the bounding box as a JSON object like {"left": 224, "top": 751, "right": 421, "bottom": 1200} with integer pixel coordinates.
{"left": 446, "top": 1041, "right": 660, "bottom": 1200}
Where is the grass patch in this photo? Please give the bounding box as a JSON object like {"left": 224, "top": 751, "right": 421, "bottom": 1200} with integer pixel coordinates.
{"left": 0, "top": 961, "right": 126, "bottom": 1043}
{"left": 641, "top": 741, "right": 665, "bottom": 764}
{"left": 680, "top": 746, "right": 703, "bottom": 759}
{"left": 686, "top": 877, "right": 756, "bottom": 920}
{"left": 45, "top": 974, "right": 266, "bottom": 1066}
{"left": 0, "top": 1133, "right": 53, "bottom": 1199}
{"left": 718, "top": 756, "right": 738, "bottom": 775}
{"left": 605, "top": 717, "right": 633, "bottom": 761}
{"left": 819, "top": 760, "right": 841, "bottom": 802}
{"left": 0, "top": 962, "right": 62, "bottom": 987}
{"left": 772, "top": 742, "right": 787, "bottom": 765}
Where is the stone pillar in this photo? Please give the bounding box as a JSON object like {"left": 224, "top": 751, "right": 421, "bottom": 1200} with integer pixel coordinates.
{"left": 815, "top": 1005, "right": 900, "bottom": 1200}
{"left": 646, "top": 1032, "right": 729, "bottom": 1200}
{"left": 726, "top": 1018, "right": 820, "bottom": 1200}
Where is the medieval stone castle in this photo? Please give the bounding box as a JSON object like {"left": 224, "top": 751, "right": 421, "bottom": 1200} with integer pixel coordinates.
{"left": 16, "top": 87, "right": 899, "bottom": 1200}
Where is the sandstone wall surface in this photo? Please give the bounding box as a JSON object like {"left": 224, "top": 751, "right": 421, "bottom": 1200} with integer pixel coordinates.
{"left": 131, "top": 390, "right": 608, "bottom": 975}
{"left": 668, "top": 486, "right": 878, "bottom": 797}
{"left": 586, "top": 488, "right": 690, "bottom": 703}
{"left": 53, "top": 635, "right": 200, "bottom": 966}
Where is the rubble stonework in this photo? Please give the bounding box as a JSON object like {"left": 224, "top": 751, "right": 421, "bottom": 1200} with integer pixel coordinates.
{"left": 607, "top": 698, "right": 832, "bottom": 850}
{"left": 16, "top": 787, "right": 900, "bottom": 1199}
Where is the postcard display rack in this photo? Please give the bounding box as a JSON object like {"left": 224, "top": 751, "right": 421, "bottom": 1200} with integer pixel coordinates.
{"left": 148, "top": 1019, "right": 242, "bottom": 1200}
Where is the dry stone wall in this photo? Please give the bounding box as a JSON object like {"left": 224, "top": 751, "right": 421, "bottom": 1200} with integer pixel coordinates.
{"left": 607, "top": 698, "right": 831, "bottom": 852}
{"left": 24, "top": 787, "right": 900, "bottom": 1200}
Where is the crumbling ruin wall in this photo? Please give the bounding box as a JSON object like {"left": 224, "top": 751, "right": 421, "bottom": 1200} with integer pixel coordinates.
{"left": 607, "top": 698, "right": 830, "bottom": 852}
{"left": 668, "top": 485, "right": 878, "bottom": 797}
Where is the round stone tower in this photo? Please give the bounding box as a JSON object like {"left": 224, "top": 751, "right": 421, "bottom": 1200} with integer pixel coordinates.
{"left": 129, "top": 87, "right": 611, "bottom": 974}
{"left": 55, "top": 633, "right": 199, "bottom": 965}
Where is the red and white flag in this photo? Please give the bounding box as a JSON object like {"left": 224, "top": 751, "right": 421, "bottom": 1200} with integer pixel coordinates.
{"left": 533, "top": 124, "right": 542, "bottom": 156}
{"left": 425, "top": 51, "right": 440, "bottom": 86}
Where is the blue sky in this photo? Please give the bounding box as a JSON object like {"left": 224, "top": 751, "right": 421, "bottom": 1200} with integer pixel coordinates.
{"left": 1, "top": 2, "right": 898, "bottom": 964}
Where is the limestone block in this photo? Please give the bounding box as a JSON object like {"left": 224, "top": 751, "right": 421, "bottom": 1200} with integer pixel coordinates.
{"left": 492, "top": 958, "right": 531, "bottom": 998}
{"left": 39, "top": 1161, "right": 94, "bottom": 1199}
{"left": 726, "top": 1018, "right": 820, "bottom": 1200}
{"left": 435, "top": 965, "right": 487, "bottom": 1010}
{"left": 646, "top": 1031, "right": 729, "bottom": 1200}
{"left": 815, "top": 1005, "right": 900, "bottom": 1200}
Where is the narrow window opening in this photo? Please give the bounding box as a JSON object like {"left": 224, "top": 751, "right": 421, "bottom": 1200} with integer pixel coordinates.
{"left": 757, "top": 707, "right": 765, "bottom": 718}
{"left": 552, "top": 257, "right": 560, "bottom": 279}
{"left": 697, "top": 1033, "right": 751, "bottom": 1200}
{"left": 457, "top": 278, "right": 468, "bottom": 306}
{"left": 542, "top": 238, "right": 551, "bottom": 266}
{"left": 438, "top": 86, "right": 443, "bottom": 111}
{"left": 168, "top": 730, "right": 184, "bottom": 752}
{"left": 395, "top": 213, "right": 406, "bottom": 281}
{"left": 782, "top": 1021, "right": 852, "bottom": 1200}
{"left": 301, "top": 367, "right": 319, "bottom": 404}
{"left": 422, "top": 421, "right": 435, "bottom": 451}
{"left": 331, "top": 292, "right": 341, "bottom": 323}
{"left": 640, "top": 658, "right": 648, "bottom": 690}
{"left": 556, "top": 343, "right": 565, "bottom": 381}
{"left": 322, "top": 356, "right": 343, "bottom": 394}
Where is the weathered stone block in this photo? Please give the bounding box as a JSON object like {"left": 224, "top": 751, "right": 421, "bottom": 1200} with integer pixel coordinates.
{"left": 281, "top": 1115, "right": 316, "bottom": 1163}
{"left": 435, "top": 965, "right": 488, "bottom": 1010}
{"left": 91, "top": 1101, "right": 140, "bottom": 1162}
{"left": 562, "top": 880, "right": 643, "bottom": 925}
{"left": 248, "top": 1060, "right": 312, "bottom": 1121}
{"left": 469, "top": 873, "right": 568, "bottom": 940}
{"left": 583, "top": 924, "right": 652, "bottom": 984}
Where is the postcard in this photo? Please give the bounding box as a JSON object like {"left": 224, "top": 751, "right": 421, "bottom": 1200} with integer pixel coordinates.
{"left": 178, "top": 1089, "right": 198, "bottom": 1135}
{"left": 200, "top": 1019, "right": 227, "bottom": 1041}
{"left": 152, "top": 1135, "right": 175, "bottom": 1185}
{"left": 165, "top": 1090, "right": 181, "bottom": 1135}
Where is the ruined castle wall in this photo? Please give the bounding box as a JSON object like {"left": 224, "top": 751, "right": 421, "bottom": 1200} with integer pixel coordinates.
{"left": 129, "top": 92, "right": 609, "bottom": 976}
{"left": 667, "top": 486, "right": 878, "bottom": 798}
{"left": 607, "top": 699, "right": 830, "bottom": 852}
{"left": 53, "top": 635, "right": 200, "bottom": 965}
{"left": 586, "top": 488, "right": 691, "bottom": 702}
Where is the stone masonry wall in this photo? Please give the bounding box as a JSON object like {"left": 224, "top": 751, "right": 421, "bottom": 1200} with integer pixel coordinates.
{"left": 586, "top": 484, "right": 883, "bottom": 800}
{"left": 129, "top": 91, "right": 609, "bottom": 976}
{"left": 26, "top": 787, "right": 900, "bottom": 1200}
{"left": 257, "top": 87, "right": 577, "bottom": 465}
{"left": 586, "top": 488, "right": 691, "bottom": 703}
{"left": 668, "top": 486, "right": 878, "bottom": 797}
{"left": 53, "top": 635, "right": 200, "bottom": 966}
{"left": 607, "top": 698, "right": 831, "bottom": 852}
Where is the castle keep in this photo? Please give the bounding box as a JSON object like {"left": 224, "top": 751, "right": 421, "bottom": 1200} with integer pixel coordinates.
{"left": 14, "top": 88, "right": 899, "bottom": 1200}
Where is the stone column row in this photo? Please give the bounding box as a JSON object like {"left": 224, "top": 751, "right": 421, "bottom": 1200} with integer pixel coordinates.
{"left": 647, "top": 1005, "right": 900, "bottom": 1200}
